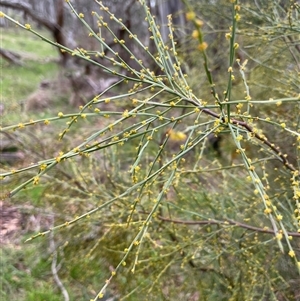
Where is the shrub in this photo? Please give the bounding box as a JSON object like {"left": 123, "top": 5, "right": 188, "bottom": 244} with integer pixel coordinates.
{"left": 1, "top": 1, "right": 299, "bottom": 300}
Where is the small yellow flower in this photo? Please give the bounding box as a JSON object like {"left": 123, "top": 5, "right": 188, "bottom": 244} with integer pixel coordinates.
{"left": 79, "top": 13, "right": 84, "bottom": 18}
{"left": 288, "top": 250, "right": 295, "bottom": 258}
{"left": 192, "top": 30, "right": 199, "bottom": 39}
{"left": 186, "top": 11, "right": 196, "bottom": 21}
{"left": 122, "top": 110, "right": 129, "bottom": 118}
{"left": 198, "top": 42, "right": 208, "bottom": 51}
{"left": 264, "top": 208, "right": 272, "bottom": 214}
{"left": 168, "top": 129, "right": 187, "bottom": 142}
{"left": 33, "top": 176, "right": 40, "bottom": 185}
{"left": 40, "top": 164, "right": 47, "bottom": 171}
{"left": 0, "top": 11, "right": 5, "bottom": 17}
{"left": 236, "top": 135, "right": 243, "bottom": 141}
{"left": 225, "top": 33, "right": 231, "bottom": 40}
{"left": 58, "top": 112, "right": 64, "bottom": 117}
{"left": 195, "top": 19, "right": 204, "bottom": 27}
{"left": 235, "top": 14, "right": 241, "bottom": 21}
{"left": 25, "top": 24, "right": 31, "bottom": 30}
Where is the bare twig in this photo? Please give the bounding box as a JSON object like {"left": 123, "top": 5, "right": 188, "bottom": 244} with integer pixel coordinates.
{"left": 49, "top": 219, "right": 70, "bottom": 301}
{"left": 153, "top": 214, "right": 300, "bottom": 238}
{"left": 0, "top": 47, "right": 22, "bottom": 65}
{"left": 186, "top": 98, "right": 298, "bottom": 173}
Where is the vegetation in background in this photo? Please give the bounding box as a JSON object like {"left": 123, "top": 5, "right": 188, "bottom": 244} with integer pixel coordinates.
{"left": 1, "top": 0, "right": 299, "bottom": 301}
{"left": 1, "top": 28, "right": 59, "bottom": 124}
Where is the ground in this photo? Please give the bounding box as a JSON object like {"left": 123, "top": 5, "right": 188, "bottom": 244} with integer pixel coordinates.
{"left": 0, "top": 200, "right": 22, "bottom": 245}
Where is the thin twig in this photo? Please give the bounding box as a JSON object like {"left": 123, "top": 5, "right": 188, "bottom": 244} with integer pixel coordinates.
{"left": 153, "top": 215, "right": 300, "bottom": 238}
{"left": 49, "top": 218, "right": 70, "bottom": 301}
{"left": 185, "top": 98, "right": 298, "bottom": 173}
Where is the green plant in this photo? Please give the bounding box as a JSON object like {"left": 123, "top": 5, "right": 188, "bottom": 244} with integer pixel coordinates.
{"left": 1, "top": 1, "right": 300, "bottom": 300}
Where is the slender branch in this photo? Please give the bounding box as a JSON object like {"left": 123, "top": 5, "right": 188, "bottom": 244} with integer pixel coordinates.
{"left": 185, "top": 97, "right": 298, "bottom": 173}
{"left": 0, "top": 47, "right": 22, "bottom": 65}
{"left": 286, "top": 32, "right": 300, "bottom": 54}
{"left": 230, "top": 117, "right": 297, "bottom": 172}
{"left": 49, "top": 218, "right": 70, "bottom": 301}
{"left": 155, "top": 215, "right": 300, "bottom": 238}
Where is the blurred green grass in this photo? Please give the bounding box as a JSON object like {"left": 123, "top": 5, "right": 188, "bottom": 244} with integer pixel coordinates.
{"left": 1, "top": 245, "right": 62, "bottom": 301}
{"left": 1, "top": 27, "right": 58, "bottom": 59}
{"left": 0, "top": 28, "right": 59, "bottom": 124}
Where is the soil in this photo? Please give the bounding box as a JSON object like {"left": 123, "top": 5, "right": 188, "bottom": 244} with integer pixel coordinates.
{"left": 0, "top": 200, "right": 22, "bottom": 245}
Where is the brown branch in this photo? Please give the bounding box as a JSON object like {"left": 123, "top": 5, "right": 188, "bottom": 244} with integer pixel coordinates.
{"left": 55, "top": 167, "right": 87, "bottom": 193}
{"left": 283, "top": 36, "right": 300, "bottom": 72}
{"left": 184, "top": 99, "right": 298, "bottom": 173}
{"left": 155, "top": 215, "right": 300, "bottom": 238}
{"left": 231, "top": 117, "right": 297, "bottom": 172}
{"left": 0, "top": 47, "right": 22, "bottom": 65}
{"left": 286, "top": 35, "right": 300, "bottom": 54}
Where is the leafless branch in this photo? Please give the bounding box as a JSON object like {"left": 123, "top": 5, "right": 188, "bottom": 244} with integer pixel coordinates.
{"left": 49, "top": 219, "right": 70, "bottom": 301}
{"left": 0, "top": 47, "right": 22, "bottom": 65}
{"left": 154, "top": 214, "right": 300, "bottom": 238}
{"left": 185, "top": 97, "right": 298, "bottom": 173}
